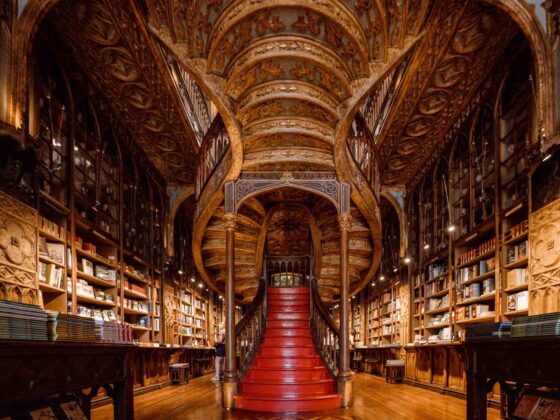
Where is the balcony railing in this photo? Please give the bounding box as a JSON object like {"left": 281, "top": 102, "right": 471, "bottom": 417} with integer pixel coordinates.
{"left": 195, "top": 115, "right": 230, "bottom": 199}
{"left": 264, "top": 256, "right": 311, "bottom": 288}
{"left": 346, "top": 114, "right": 381, "bottom": 198}
{"left": 161, "top": 47, "right": 212, "bottom": 144}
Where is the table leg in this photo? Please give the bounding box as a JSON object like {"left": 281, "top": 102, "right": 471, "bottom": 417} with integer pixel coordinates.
{"left": 113, "top": 378, "right": 134, "bottom": 420}
{"left": 467, "top": 359, "right": 487, "bottom": 420}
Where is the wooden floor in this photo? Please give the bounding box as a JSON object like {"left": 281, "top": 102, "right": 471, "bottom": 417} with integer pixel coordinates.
{"left": 92, "top": 374, "right": 501, "bottom": 420}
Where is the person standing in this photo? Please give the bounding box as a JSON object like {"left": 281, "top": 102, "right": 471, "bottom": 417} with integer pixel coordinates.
{"left": 211, "top": 324, "right": 225, "bottom": 382}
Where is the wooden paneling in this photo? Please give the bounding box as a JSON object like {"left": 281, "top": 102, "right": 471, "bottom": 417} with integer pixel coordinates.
{"left": 431, "top": 348, "right": 446, "bottom": 387}
{"left": 529, "top": 197, "right": 560, "bottom": 314}
{"left": 416, "top": 348, "right": 431, "bottom": 384}
{"left": 405, "top": 350, "right": 417, "bottom": 381}
{"left": 448, "top": 347, "right": 465, "bottom": 391}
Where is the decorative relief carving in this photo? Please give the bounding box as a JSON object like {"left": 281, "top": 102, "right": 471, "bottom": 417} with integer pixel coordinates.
{"left": 0, "top": 192, "right": 38, "bottom": 302}
{"left": 530, "top": 198, "right": 560, "bottom": 314}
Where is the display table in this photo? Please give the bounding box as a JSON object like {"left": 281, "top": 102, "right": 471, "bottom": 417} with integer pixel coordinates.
{"left": 0, "top": 341, "right": 134, "bottom": 419}
{"left": 465, "top": 337, "right": 560, "bottom": 419}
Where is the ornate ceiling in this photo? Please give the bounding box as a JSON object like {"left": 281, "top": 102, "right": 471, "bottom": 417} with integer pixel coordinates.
{"left": 375, "top": 0, "right": 518, "bottom": 186}
{"left": 47, "top": 0, "right": 199, "bottom": 184}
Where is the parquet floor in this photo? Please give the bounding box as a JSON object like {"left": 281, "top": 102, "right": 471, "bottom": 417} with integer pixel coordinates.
{"left": 92, "top": 373, "right": 501, "bottom": 419}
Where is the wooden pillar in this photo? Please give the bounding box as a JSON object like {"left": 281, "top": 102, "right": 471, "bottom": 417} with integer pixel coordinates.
{"left": 222, "top": 212, "right": 237, "bottom": 409}
{"left": 338, "top": 212, "right": 353, "bottom": 407}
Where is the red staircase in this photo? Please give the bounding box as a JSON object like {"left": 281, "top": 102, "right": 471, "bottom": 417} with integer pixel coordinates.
{"left": 234, "top": 287, "right": 341, "bottom": 412}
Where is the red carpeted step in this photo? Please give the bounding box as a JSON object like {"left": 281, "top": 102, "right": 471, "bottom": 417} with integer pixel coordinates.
{"left": 267, "top": 320, "right": 308, "bottom": 329}
{"left": 258, "top": 345, "right": 315, "bottom": 357}
{"left": 268, "top": 311, "right": 308, "bottom": 320}
{"left": 253, "top": 355, "right": 322, "bottom": 369}
{"left": 265, "top": 327, "right": 310, "bottom": 337}
{"left": 261, "top": 336, "right": 313, "bottom": 347}
{"left": 267, "top": 287, "right": 309, "bottom": 295}
{"left": 240, "top": 379, "right": 335, "bottom": 395}
{"left": 234, "top": 394, "right": 341, "bottom": 412}
{"left": 245, "top": 366, "right": 329, "bottom": 382}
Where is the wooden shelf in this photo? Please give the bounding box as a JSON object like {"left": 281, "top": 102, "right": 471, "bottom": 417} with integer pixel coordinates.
{"left": 455, "top": 292, "right": 496, "bottom": 306}
{"left": 504, "top": 309, "right": 528, "bottom": 317}
{"left": 456, "top": 270, "right": 495, "bottom": 287}
{"left": 456, "top": 249, "right": 496, "bottom": 269}
{"left": 76, "top": 248, "right": 118, "bottom": 267}
{"left": 424, "top": 306, "right": 450, "bottom": 315}
{"left": 123, "top": 307, "right": 149, "bottom": 316}
{"left": 425, "top": 289, "right": 449, "bottom": 299}
{"left": 425, "top": 323, "right": 449, "bottom": 329}
{"left": 504, "top": 284, "right": 529, "bottom": 293}
{"left": 132, "top": 325, "right": 149, "bottom": 331}
{"left": 504, "top": 258, "right": 528, "bottom": 270}
{"left": 123, "top": 288, "right": 148, "bottom": 300}
{"left": 123, "top": 270, "right": 147, "bottom": 284}
{"left": 76, "top": 293, "right": 116, "bottom": 307}
{"left": 39, "top": 229, "right": 66, "bottom": 243}
{"left": 456, "top": 315, "right": 496, "bottom": 325}
{"left": 39, "top": 282, "right": 66, "bottom": 294}
{"left": 503, "top": 231, "right": 528, "bottom": 246}
{"left": 39, "top": 255, "right": 66, "bottom": 268}
{"left": 76, "top": 271, "right": 117, "bottom": 288}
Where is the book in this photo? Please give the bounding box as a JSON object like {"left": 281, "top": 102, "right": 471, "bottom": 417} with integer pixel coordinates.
{"left": 30, "top": 407, "right": 57, "bottom": 420}
{"left": 82, "top": 259, "right": 94, "bottom": 275}
{"left": 46, "top": 242, "right": 64, "bottom": 264}
{"left": 513, "top": 394, "right": 540, "bottom": 419}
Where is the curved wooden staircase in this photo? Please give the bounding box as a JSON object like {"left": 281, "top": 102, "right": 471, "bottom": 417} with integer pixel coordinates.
{"left": 234, "top": 287, "right": 341, "bottom": 412}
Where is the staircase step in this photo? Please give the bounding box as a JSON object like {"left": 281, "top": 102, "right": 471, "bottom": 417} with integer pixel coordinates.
{"left": 240, "top": 379, "right": 335, "bottom": 395}
{"left": 267, "top": 320, "right": 308, "bottom": 329}
{"left": 254, "top": 355, "right": 322, "bottom": 368}
{"left": 268, "top": 287, "right": 309, "bottom": 295}
{"left": 267, "top": 294, "right": 309, "bottom": 301}
{"left": 268, "top": 312, "right": 308, "bottom": 320}
{"left": 268, "top": 298, "right": 309, "bottom": 305}
{"left": 258, "top": 345, "right": 316, "bottom": 357}
{"left": 246, "top": 366, "right": 330, "bottom": 382}
{"left": 265, "top": 327, "right": 310, "bottom": 337}
{"left": 262, "top": 336, "right": 313, "bottom": 347}
{"left": 234, "top": 393, "right": 341, "bottom": 412}
{"left": 269, "top": 305, "right": 309, "bottom": 312}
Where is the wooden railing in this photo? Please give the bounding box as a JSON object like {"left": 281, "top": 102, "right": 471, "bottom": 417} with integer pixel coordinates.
{"left": 235, "top": 278, "right": 267, "bottom": 379}
{"left": 309, "top": 277, "right": 339, "bottom": 378}
{"left": 265, "top": 256, "right": 311, "bottom": 287}
{"left": 195, "top": 115, "right": 230, "bottom": 199}
{"left": 346, "top": 114, "right": 381, "bottom": 198}
{"left": 361, "top": 51, "right": 411, "bottom": 140}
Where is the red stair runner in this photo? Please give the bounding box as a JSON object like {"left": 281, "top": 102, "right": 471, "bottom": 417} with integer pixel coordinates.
{"left": 234, "top": 287, "right": 341, "bottom": 412}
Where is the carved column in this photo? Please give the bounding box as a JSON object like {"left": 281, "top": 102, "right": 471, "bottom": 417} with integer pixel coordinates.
{"left": 222, "top": 213, "right": 237, "bottom": 409}
{"left": 337, "top": 212, "right": 353, "bottom": 407}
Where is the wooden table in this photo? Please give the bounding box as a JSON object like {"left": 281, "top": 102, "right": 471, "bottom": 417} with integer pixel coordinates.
{"left": 0, "top": 341, "right": 134, "bottom": 419}
{"left": 465, "top": 337, "right": 560, "bottom": 419}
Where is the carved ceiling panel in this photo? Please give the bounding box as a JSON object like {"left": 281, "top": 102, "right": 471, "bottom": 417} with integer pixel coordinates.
{"left": 376, "top": 0, "right": 517, "bottom": 185}
{"left": 266, "top": 205, "right": 311, "bottom": 256}
{"left": 48, "top": 0, "right": 198, "bottom": 184}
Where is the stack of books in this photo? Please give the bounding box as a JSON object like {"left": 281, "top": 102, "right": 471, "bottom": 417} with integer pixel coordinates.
{"left": 512, "top": 312, "right": 560, "bottom": 337}
{"left": 48, "top": 312, "right": 133, "bottom": 343}
{"left": 0, "top": 300, "right": 48, "bottom": 341}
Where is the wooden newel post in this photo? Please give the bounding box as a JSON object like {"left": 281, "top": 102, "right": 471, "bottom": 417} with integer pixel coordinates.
{"left": 223, "top": 212, "right": 238, "bottom": 408}
{"left": 338, "top": 212, "right": 353, "bottom": 407}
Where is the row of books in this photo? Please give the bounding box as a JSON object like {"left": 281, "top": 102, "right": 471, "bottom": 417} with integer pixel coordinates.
{"left": 76, "top": 279, "right": 114, "bottom": 302}
{"left": 506, "top": 241, "right": 528, "bottom": 264}
{"left": 428, "top": 327, "right": 451, "bottom": 343}
{"left": 123, "top": 279, "right": 147, "bottom": 296}
{"left": 506, "top": 268, "right": 529, "bottom": 289}
{"left": 455, "top": 304, "right": 494, "bottom": 322}
{"left": 119, "top": 297, "right": 148, "bottom": 313}
{"left": 75, "top": 305, "right": 118, "bottom": 321}
{"left": 455, "top": 258, "right": 496, "bottom": 283}
{"left": 38, "top": 238, "right": 65, "bottom": 264}
{"left": 427, "top": 262, "right": 446, "bottom": 280}
{"left": 507, "top": 291, "right": 529, "bottom": 312}
{"left": 39, "top": 262, "right": 64, "bottom": 289}
{"left": 456, "top": 278, "right": 495, "bottom": 301}
{"left": 504, "top": 219, "right": 528, "bottom": 242}
{"left": 457, "top": 237, "right": 496, "bottom": 265}
{"left": 425, "top": 278, "right": 448, "bottom": 296}
{"left": 426, "top": 295, "right": 449, "bottom": 311}
{"left": 427, "top": 312, "right": 450, "bottom": 327}
{"left": 40, "top": 216, "right": 65, "bottom": 240}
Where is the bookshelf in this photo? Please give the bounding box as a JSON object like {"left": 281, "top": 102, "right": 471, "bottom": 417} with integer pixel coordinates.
{"left": 365, "top": 283, "right": 381, "bottom": 346}
{"left": 423, "top": 257, "right": 451, "bottom": 343}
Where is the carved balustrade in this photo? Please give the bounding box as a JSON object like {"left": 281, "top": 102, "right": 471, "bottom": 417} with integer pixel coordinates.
{"left": 195, "top": 115, "right": 230, "bottom": 199}
{"left": 310, "top": 278, "right": 339, "bottom": 378}
{"left": 235, "top": 279, "right": 267, "bottom": 379}
{"left": 265, "top": 256, "right": 311, "bottom": 287}
{"left": 346, "top": 114, "right": 381, "bottom": 199}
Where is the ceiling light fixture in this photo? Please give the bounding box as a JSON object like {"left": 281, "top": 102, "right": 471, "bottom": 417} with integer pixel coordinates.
{"left": 404, "top": 257, "right": 411, "bottom": 264}
{"left": 423, "top": 243, "right": 430, "bottom": 250}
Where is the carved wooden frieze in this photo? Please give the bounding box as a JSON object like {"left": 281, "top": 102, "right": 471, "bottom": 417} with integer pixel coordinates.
{"left": 0, "top": 191, "right": 39, "bottom": 304}
{"left": 377, "top": 0, "right": 517, "bottom": 186}
{"left": 529, "top": 198, "right": 560, "bottom": 314}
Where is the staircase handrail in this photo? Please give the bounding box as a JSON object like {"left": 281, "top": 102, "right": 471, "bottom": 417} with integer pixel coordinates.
{"left": 309, "top": 277, "right": 339, "bottom": 379}
{"left": 235, "top": 278, "right": 267, "bottom": 379}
